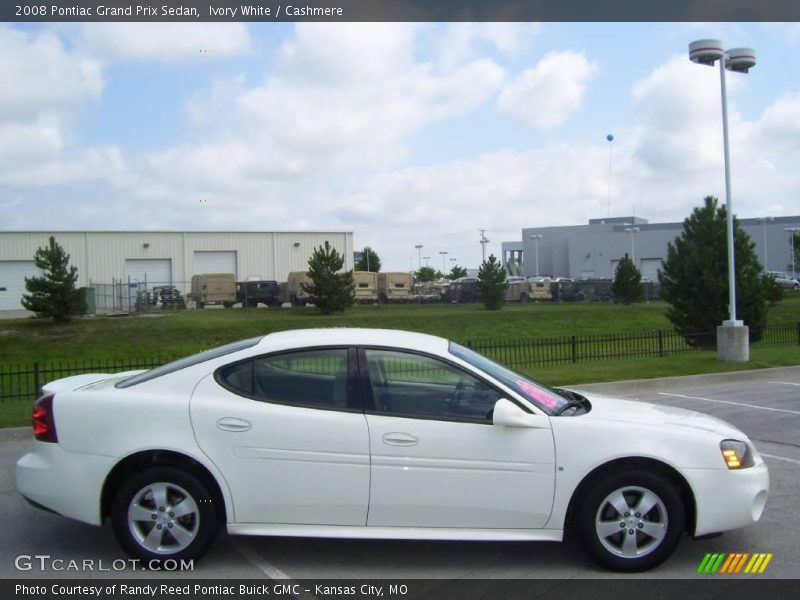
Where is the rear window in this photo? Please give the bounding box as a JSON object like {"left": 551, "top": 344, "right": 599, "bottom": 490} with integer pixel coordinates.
{"left": 116, "top": 337, "right": 263, "bottom": 388}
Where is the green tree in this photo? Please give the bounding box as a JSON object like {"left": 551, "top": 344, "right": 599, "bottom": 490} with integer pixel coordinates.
{"left": 355, "top": 246, "right": 381, "bottom": 272}
{"left": 415, "top": 266, "right": 438, "bottom": 282}
{"left": 478, "top": 254, "right": 508, "bottom": 310}
{"left": 448, "top": 265, "right": 468, "bottom": 280}
{"left": 22, "top": 236, "right": 83, "bottom": 323}
{"left": 659, "top": 196, "right": 767, "bottom": 345}
{"left": 611, "top": 254, "right": 644, "bottom": 304}
{"left": 761, "top": 273, "right": 784, "bottom": 306}
{"left": 301, "top": 241, "right": 355, "bottom": 315}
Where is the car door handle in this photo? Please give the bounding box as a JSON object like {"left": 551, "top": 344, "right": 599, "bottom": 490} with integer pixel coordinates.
{"left": 382, "top": 432, "right": 419, "bottom": 446}
{"left": 216, "top": 417, "right": 252, "bottom": 432}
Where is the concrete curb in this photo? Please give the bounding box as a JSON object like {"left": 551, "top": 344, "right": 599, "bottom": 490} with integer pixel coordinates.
{"left": 0, "top": 426, "right": 31, "bottom": 443}
{"left": 570, "top": 365, "right": 800, "bottom": 396}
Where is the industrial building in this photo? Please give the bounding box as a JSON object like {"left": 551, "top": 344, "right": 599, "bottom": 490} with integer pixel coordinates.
{"left": 0, "top": 231, "right": 353, "bottom": 311}
{"left": 502, "top": 215, "right": 800, "bottom": 281}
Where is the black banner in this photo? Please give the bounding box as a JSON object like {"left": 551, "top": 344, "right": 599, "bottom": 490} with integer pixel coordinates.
{"left": 4, "top": 0, "right": 800, "bottom": 23}
{"left": 4, "top": 579, "right": 800, "bottom": 600}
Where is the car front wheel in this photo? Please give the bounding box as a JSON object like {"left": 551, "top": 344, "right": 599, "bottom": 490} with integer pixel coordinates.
{"left": 577, "top": 469, "right": 685, "bottom": 571}
{"left": 111, "top": 466, "right": 217, "bottom": 564}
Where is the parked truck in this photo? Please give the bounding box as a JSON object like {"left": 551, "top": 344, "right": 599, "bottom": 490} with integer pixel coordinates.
{"left": 190, "top": 273, "right": 236, "bottom": 308}
{"left": 353, "top": 271, "right": 379, "bottom": 303}
{"left": 237, "top": 279, "right": 279, "bottom": 307}
{"left": 279, "top": 271, "right": 313, "bottom": 306}
{"left": 378, "top": 272, "right": 413, "bottom": 303}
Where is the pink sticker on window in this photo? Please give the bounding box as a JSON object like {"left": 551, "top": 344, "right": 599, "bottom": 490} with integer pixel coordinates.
{"left": 516, "top": 379, "right": 558, "bottom": 409}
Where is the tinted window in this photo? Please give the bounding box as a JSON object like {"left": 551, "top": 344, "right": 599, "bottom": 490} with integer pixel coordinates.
{"left": 116, "top": 337, "right": 263, "bottom": 388}
{"left": 364, "top": 349, "right": 502, "bottom": 422}
{"left": 218, "top": 360, "right": 254, "bottom": 395}
{"left": 250, "top": 349, "right": 352, "bottom": 410}
{"left": 448, "top": 342, "right": 566, "bottom": 415}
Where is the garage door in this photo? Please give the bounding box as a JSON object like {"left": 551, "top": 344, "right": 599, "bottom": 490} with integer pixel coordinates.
{"left": 193, "top": 251, "right": 237, "bottom": 278}
{"left": 640, "top": 258, "right": 663, "bottom": 281}
{"left": 0, "top": 261, "right": 41, "bottom": 310}
{"left": 123, "top": 259, "right": 172, "bottom": 286}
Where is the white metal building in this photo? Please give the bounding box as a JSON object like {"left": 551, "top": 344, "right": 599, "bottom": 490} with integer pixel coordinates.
{"left": 0, "top": 231, "right": 353, "bottom": 311}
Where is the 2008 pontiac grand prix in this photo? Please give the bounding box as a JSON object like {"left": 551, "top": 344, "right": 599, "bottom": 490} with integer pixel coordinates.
{"left": 16, "top": 328, "right": 768, "bottom": 571}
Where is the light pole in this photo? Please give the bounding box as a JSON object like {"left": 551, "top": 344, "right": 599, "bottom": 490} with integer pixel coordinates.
{"left": 479, "top": 230, "right": 490, "bottom": 263}
{"left": 423, "top": 256, "right": 430, "bottom": 267}
{"left": 624, "top": 227, "right": 639, "bottom": 263}
{"left": 759, "top": 217, "right": 773, "bottom": 269}
{"left": 439, "top": 251, "right": 448, "bottom": 275}
{"left": 529, "top": 234, "right": 543, "bottom": 277}
{"left": 414, "top": 244, "right": 423, "bottom": 271}
{"left": 689, "top": 39, "right": 755, "bottom": 361}
{"left": 786, "top": 228, "right": 800, "bottom": 279}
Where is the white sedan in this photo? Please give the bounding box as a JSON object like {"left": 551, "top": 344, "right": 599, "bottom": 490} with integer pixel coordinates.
{"left": 16, "top": 328, "right": 768, "bottom": 571}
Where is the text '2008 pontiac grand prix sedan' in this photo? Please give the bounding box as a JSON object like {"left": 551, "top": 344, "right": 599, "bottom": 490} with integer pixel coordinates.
{"left": 16, "top": 328, "right": 769, "bottom": 571}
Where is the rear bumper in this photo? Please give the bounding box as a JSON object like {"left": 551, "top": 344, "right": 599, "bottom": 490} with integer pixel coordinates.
{"left": 16, "top": 441, "right": 115, "bottom": 527}
{"left": 682, "top": 460, "right": 769, "bottom": 536}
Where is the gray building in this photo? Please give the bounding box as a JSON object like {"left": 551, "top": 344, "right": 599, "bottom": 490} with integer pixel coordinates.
{"left": 0, "top": 230, "right": 353, "bottom": 311}
{"left": 502, "top": 216, "right": 800, "bottom": 281}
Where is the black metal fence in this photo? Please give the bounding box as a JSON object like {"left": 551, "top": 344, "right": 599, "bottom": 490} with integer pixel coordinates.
{"left": 463, "top": 323, "right": 800, "bottom": 368}
{"left": 1, "top": 323, "right": 798, "bottom": 403}
{"left": 0, "top": 357, "right": 176, "bottom": 402}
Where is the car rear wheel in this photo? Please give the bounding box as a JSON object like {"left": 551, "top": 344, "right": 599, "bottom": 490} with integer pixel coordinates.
{"left": 577, "top": 469, "right": 684, "bottom": 571}
{"left": 111, "top": 466, "right": 217, "bottom": 564}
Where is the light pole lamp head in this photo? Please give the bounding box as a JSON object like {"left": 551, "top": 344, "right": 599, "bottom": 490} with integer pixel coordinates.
{"left": 689, "top": 39, "right": 724, "bottom": 66}
{"left": 725, "top": 48, "right": 756, "bottom": 73}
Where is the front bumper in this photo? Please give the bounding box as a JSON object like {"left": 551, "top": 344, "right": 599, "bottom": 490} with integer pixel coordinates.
{"left": 682, "top": 459, "right": 769, "bottom": 536}
{"left": 16, "top": 441, "right": 116, "bottom": 527}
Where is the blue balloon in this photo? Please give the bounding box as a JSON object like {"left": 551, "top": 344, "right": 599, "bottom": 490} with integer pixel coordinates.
{"left": 606, "top": 134, "right": 614, "bottom": 142}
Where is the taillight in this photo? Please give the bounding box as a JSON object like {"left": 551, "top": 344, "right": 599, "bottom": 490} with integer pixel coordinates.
{"left": 32, "top": 394, "right": 58, "bottom": 443}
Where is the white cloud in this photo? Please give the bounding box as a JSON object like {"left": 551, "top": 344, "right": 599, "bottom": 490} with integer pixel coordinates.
{"left": 437, "top": 22, "right": 542, "bottom": 67}
{"left": 73, "top": 23, "right": 252, "bottom": 63}
{"left": 498, "top": 51, "right": 596, "bottom": 130}
{"left": 0, "top": 25, "right": 103, "bottom": 118}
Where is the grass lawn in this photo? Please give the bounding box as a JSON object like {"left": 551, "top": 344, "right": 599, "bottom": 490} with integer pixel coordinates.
{"left": 1, "top": 296, "right": 798, "bottom": 365}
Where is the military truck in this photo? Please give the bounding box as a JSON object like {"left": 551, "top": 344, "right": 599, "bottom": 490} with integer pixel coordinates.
{"left": 413, "top": 280, "right": 448, "bottom": 303}
{"left": 278, "top": 271, "right": 313, "bottom": 306}
{"left": 190, "top": 273, "right": 236, "bottom": 308}
{"left": 353, "top": 271, "right": 379, "bottom": 303}
{"left": 236, "top": 279, "right": 279, "bottom": 307}
{"left": 448, "top": 277, "right": 480, "bottom": 303}
{"left": 378, "top": 272, "right": 413, "bottom": 303}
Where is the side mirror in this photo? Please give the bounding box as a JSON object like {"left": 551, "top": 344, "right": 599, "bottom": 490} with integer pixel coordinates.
{"left": 492, "top": 398, "right": 550, "bottom": 428}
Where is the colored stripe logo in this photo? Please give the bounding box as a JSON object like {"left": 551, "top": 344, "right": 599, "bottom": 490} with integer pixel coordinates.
{"left": 697, "top": 553, "right": 773, "bottom": 574}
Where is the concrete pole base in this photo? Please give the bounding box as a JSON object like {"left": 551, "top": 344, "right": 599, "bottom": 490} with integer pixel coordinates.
{"left": 717, "top": 322, "right": 749, "bottom": 362}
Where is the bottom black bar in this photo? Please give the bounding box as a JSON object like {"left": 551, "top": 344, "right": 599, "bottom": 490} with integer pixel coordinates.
{"left": 4, "top": 579, "right": 799, "bottom": 600}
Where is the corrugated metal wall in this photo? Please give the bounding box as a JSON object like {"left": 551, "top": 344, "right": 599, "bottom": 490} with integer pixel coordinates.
{"left": 0, "top": 231, "right": 353, "bottom": 294}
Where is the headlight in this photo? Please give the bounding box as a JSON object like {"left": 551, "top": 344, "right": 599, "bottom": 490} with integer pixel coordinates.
{"left": 720, "top": 439, "right": 754, "bottom": 469}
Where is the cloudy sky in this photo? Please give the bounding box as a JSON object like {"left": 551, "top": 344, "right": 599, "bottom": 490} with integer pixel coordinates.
{"left": 2, "top": 21, "right": 799, "bottom": 271}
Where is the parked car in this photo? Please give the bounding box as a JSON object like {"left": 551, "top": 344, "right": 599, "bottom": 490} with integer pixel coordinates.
{"left": 764, "top": 271, "right": 800, "bottom": 289}
{"left": 17, "top": 329, "right": 768, "bottom": 572}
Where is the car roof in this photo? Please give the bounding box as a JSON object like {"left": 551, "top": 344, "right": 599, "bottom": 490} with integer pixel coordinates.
{"left": 257, "top": 328, "right": 451, "bottom": 354}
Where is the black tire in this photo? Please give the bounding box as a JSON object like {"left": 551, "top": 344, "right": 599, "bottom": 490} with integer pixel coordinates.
{"left": 576, "top": 469, "right": 684, "bottom": 572}
{"left": 111, "top": 466, "right": 218, "bottom": 565}
{"left": 519, "top": 293, "right": 529, "bottom": 304}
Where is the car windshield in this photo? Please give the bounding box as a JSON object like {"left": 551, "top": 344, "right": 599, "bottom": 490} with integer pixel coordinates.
{"left": 116, "top": 337, "right": 263, "bottom": 388}
{"left": 448, "top": 342, "right": 569, "bottom": 415}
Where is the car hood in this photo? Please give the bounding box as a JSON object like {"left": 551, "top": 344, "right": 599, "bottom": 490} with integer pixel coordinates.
{"left": 573, "top": 391, "right": 746, "bottom": 439}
